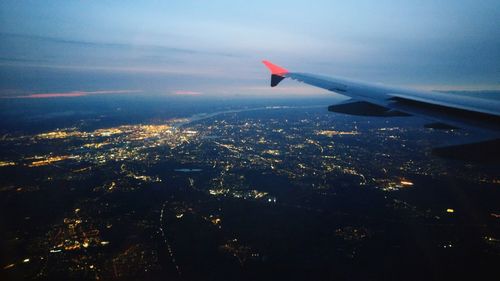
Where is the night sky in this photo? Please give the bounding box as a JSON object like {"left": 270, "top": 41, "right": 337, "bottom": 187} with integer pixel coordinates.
{"left": 1, "top": 0, "right": 499, "bottom": 98}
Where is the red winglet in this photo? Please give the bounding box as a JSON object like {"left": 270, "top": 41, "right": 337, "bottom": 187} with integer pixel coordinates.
{"left": 262, "top": 60, "right": 289, "bottom": 76}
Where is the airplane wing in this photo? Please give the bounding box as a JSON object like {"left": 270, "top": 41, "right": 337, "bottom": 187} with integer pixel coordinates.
{"left": 262, "top": 60, "right": 500, "bottom": 134}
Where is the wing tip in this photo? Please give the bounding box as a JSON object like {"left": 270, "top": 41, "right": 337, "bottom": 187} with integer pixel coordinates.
{"left": 262, "top": 60, "right": 289, "bottom": 76}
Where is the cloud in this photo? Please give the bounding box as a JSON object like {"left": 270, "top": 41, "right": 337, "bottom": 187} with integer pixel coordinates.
{"left": 0, "top": 32, "right": 240, "bottom": 58}
{"left": 172, "top": 90, "right": 203, "bottom": 96}
{"left": 3, "top": 90, "right": 141, "bottom": 99}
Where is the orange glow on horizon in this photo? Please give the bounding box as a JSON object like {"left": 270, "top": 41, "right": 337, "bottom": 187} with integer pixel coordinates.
{"left": 5, "top": 90, "right": 141, "bottom": 99}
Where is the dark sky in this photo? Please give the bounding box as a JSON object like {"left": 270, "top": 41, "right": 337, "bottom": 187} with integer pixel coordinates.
{"left": 1, "top": 0, "right": 499, "bottom": 98}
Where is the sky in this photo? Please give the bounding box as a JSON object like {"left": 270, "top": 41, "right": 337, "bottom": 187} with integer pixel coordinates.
{"left": 0, "top": 0, "right": 499, "bottom": 98}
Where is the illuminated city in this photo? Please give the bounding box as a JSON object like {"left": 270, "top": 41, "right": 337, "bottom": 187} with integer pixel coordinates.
{"left": 2, "top": 0, "right": 500, "bottom": 280}
{"left": 1, "top": 101, "right": 499, "bottom": 280}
